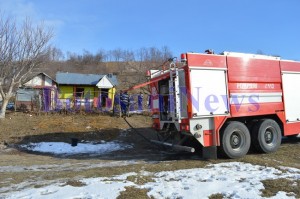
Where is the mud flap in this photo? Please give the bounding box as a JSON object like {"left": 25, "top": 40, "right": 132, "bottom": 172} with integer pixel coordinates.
{"left": 202, "top": 146, "right": 217, "bottom": 160}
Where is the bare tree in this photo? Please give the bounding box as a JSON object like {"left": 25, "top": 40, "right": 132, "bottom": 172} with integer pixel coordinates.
{"left": 66, "top": 49, "right": 107, "bottom": 64}
{"left": 95, "top": 49, "right": 107, "bottom": 62}
{"left": 111, "top": 48, "right": 123, "bottom": 62}
{"left": 161, "top": 45, "right": 173, "bottom": 60}
{"left": 122, "top": 49, "right": 135, "bottom": 62}
{"left": 0, "top": 15, "right": 53, "bottom": 118}
{"left": 136, "top": 47, "right": 149, "bottom": 62}
{"left": 48, "top": 46, "right": 65, "bottom": 61}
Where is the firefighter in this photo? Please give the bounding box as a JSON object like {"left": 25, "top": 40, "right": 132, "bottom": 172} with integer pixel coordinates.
{"left": 120, "top": 90, "right": 129, "bottom": 116}
{"left": 138, "top": 92, "right": 143, "bottom": 113}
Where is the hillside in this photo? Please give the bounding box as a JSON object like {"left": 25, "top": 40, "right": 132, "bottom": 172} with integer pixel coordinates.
{"left": 37, "top": 60, "right": 163, "bottom": 91}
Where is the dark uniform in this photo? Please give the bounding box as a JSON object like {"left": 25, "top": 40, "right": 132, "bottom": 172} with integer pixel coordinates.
{"left": 120, "top": 91, "right": 129, "bottom": 116}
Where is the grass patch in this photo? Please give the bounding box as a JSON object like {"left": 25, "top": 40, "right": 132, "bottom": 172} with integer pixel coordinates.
{"left": 62, "top": 180, "right": 86, "bottom": 187}
{"left": 208, "top": 193, "right": 224, "bottom": 199}
{"left": 241, "top": 142, "right": 300, "bottom": 170}
{"left": 117, "top": 186, "right": 151, "bottom": 199}
{"left": 126, "top": 175, "right": 154, "bottom": 185}
{"left": 34, "top": 184, "right": 47, "bottom": 188}
{"left": 261, "top": 178, "right": 299, "bottom": 198}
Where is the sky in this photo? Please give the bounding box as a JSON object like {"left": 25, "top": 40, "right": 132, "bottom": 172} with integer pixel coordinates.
{"left": 0, "top": 0, "right": 300, "bottom": 60}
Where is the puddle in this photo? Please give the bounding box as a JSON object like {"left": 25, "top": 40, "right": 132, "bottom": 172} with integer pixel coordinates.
{"left": 19, "top": 141, "right": 132, "bottom": 155}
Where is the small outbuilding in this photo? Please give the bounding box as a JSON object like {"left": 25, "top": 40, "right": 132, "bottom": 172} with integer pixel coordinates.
{"left": 16, "top": 72, "right": 57, "bottom": 111}
{"left": 56, "top": 72, "right": 118, "bottom": 110}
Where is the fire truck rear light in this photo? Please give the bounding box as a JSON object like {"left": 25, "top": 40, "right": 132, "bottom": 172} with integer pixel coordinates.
{"left": 181, "top": 124, "right": 190, "bottom": 131}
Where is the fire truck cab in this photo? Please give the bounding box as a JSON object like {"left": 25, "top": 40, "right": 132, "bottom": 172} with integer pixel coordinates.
{"left": 149, "top": 51, "right": 300, "bottom": 159}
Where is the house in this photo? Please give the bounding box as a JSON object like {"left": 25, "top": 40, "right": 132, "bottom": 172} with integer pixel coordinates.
{"left": 56, "top": 72, "right": 118, "bottom": 110}
{"left": 16, "top": 72, "right": 57, "bottom": 111}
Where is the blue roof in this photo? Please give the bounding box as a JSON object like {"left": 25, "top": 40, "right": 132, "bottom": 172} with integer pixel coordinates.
{"left": 56, "top": 72, "right": 118, "bottom": 86}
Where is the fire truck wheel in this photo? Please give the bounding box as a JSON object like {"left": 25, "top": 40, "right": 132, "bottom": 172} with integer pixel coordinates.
{"left": 220, "top": 121, "right": 251, "bottom": 159}
{"left": 252, "top": 119, "right": 282, "bottom": 153}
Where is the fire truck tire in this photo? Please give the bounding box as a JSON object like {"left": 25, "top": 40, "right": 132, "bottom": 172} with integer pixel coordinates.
{"left": 219, "top": 121, "right": 251, "bottom": 159}
{"left": 251, "top": 119, "right": 282, "bottom": 153}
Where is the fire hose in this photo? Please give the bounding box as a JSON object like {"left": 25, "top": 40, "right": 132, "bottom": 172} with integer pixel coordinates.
{"left": 123, "top": 117, "right": 195, "bottom": 153}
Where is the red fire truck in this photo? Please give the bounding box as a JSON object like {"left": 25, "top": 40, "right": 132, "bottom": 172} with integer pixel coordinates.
{"left": 145, "top": 51, "right": 299, "bottom": 159}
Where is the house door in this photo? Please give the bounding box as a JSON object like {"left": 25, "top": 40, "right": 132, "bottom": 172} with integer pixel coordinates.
{"left": 101, "top": 89, "right": 109, "bottom": 107}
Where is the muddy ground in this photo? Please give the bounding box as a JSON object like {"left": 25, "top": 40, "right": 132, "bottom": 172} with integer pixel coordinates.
{"left": 0, "top": 112, "right": 299, "bottom": 198}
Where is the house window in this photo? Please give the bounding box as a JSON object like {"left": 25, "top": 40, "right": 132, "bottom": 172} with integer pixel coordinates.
{"left": 75, "top": 87, "right": 84, "bottom": 98}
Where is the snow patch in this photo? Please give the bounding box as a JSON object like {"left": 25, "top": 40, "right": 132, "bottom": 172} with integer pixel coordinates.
{"left": 143, "top": 162, "right": 299, "bottom": 199}
{"left": 3, "top": 162, "right": 300, "bottom": 199}
{"left": 4, "top": 174, "right": 136, "bottom": 199}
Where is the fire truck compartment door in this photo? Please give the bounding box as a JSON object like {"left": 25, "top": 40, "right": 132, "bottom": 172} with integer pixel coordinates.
{"left": 282, "top": 72, "right": 300, "bottom": 122}
{"left": 190, "top": 69, "right": 229, "bottom": 116}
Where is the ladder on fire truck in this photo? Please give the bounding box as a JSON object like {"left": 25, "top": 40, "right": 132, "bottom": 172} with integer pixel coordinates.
{"left": 168, "top": 60, "right": 181, "bottom": 123}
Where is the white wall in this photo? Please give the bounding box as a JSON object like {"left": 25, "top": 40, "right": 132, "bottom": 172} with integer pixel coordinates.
{"left": 24, "top": 75, "right": 43, "bottom": 86}
{"left": 24, "top": 74, "right": 55, "bottom": 87}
